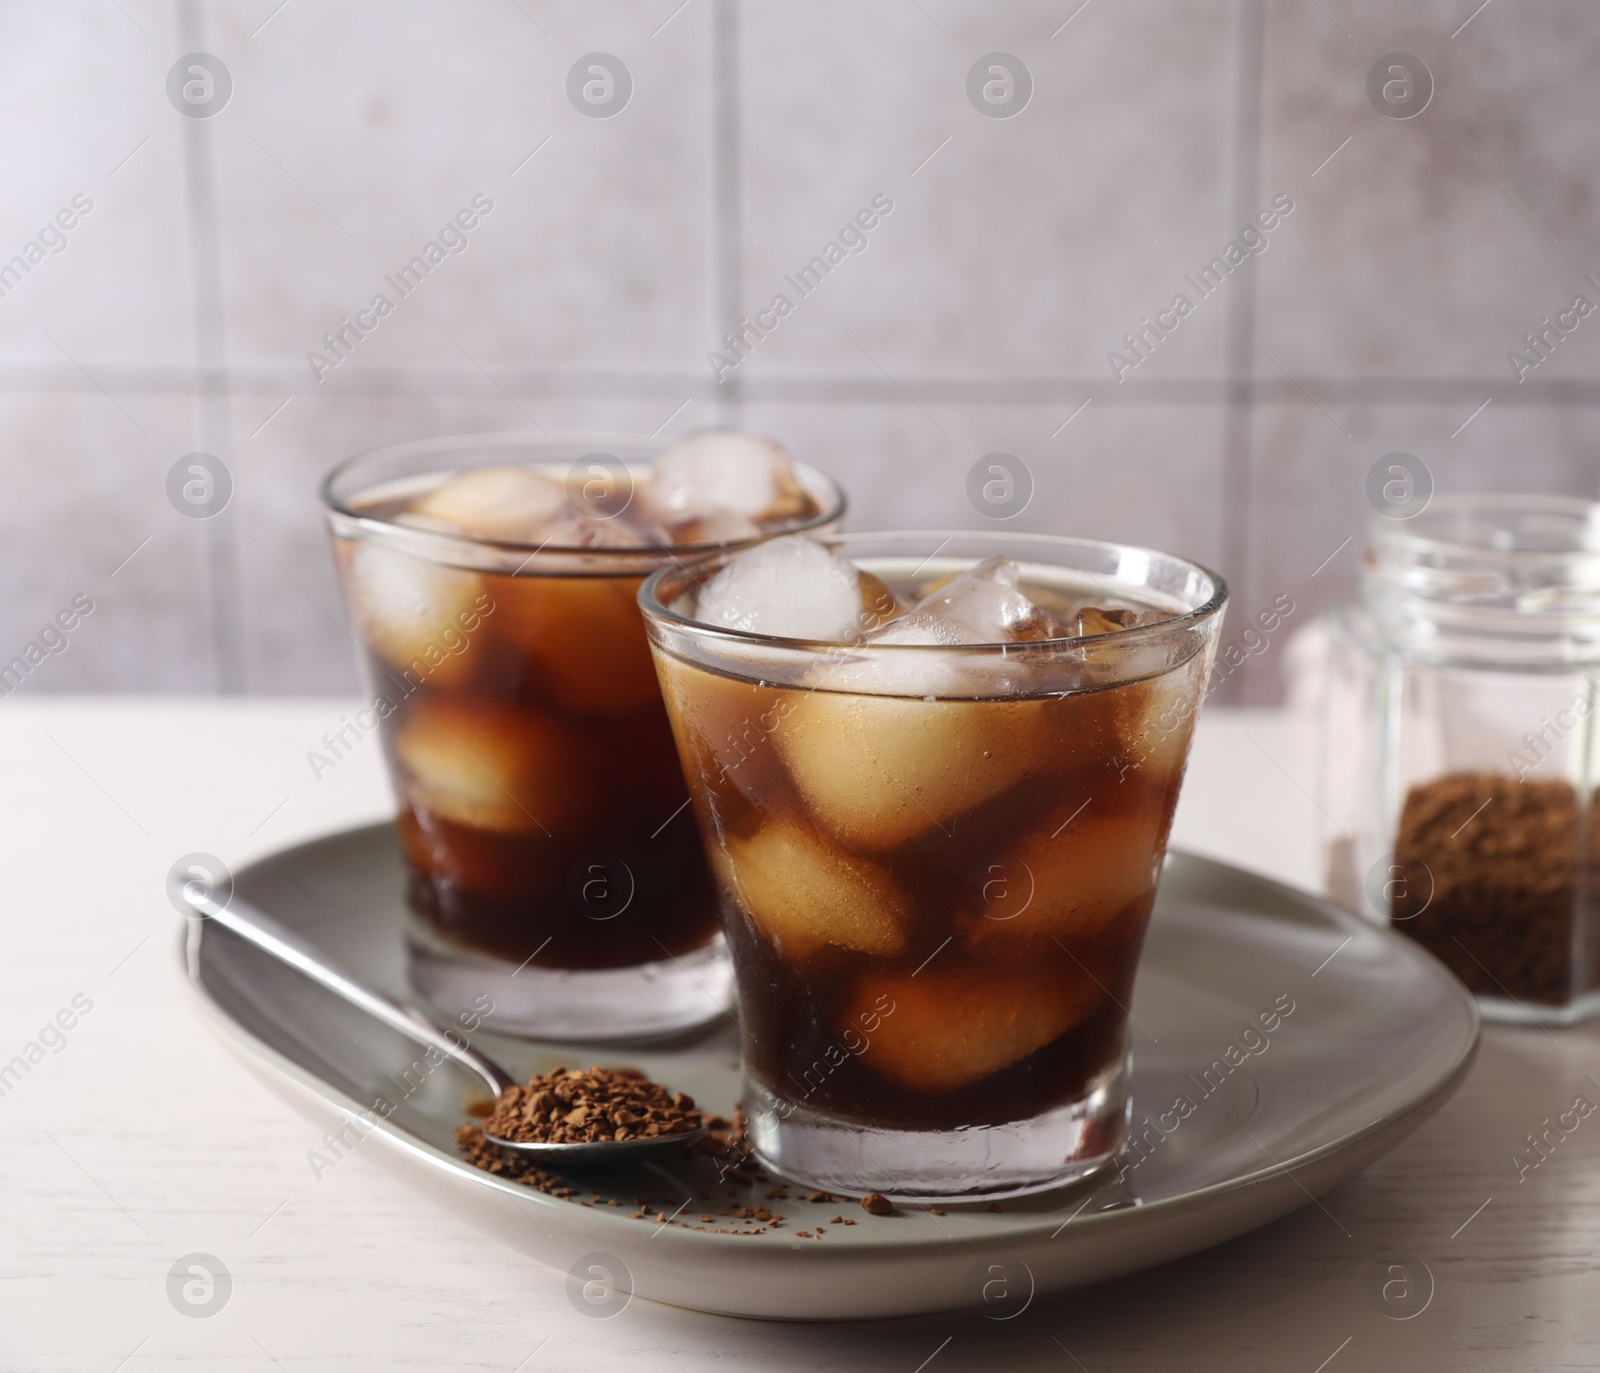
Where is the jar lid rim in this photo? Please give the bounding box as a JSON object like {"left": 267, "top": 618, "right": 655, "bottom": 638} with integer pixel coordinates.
{"left": 1371, "top": 492, "right": 1600, "bottom": 561}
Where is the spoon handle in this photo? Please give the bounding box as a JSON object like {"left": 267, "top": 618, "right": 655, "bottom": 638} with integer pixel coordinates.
{"left": 171, "top": 872, "right": 517, "bottom": 1098}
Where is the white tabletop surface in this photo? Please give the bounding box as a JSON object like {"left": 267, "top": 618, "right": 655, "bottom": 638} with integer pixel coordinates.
{"left": 2, "top": 699, "right": 1593, "bottom": 1371}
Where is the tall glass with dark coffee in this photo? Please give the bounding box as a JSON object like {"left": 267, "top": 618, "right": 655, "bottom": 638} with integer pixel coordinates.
{"left": 321, "top": 432, "right": 844, "bottom": 1040}
{"left": 641, "top": 532, "right": 1225, "bottom": 1198}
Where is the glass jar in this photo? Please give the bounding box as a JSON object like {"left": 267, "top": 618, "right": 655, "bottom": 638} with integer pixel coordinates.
{"left": 1323, "top": 493, "right": 1600, "bottom": 1026}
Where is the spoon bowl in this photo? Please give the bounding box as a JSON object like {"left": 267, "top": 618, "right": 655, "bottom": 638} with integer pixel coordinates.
{"left": 477, "top": 1128, "right": 708, "bottom": 1163}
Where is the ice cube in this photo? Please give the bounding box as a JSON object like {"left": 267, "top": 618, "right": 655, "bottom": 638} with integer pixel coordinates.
{"left": 857, "top": 571, "right": 903, "bottom": 635}
{"left": 537, "top": 509, "right": 654, "bottom": 549}
{"left": 495, "top": 572, "right": 660, "bottom": 715}
{"left": 884, "top": 557, "right": 1064, "bottom": 645}
{"left": 394, "top": 697, "right": 590, "bottom": 834}
{"left": 718, "top": 820, "right": 908, "bottom": 960}
{"left": 848, "top": 959, "right": 1103, "bottom": 1094}
{"left": 962, "top": 805, "right": 1162, "bottom": 953}
{"left": 809, "top": 559, "right": 1065, "bottom": 695}
{"left": 775, "top": 691, "right": 1048, "bottom": 849}
{"left": 646, "top": 429, "right": 808, "bottom": 521}
{"left": 696, "top": 535, "right": 864, "bottom": 641}
{"left": 343, "top": 542, "right": 486, "bottom": 689}
{"left": 1076, "top": 605, "right": 1141, "bottom": 636}
{"left": 773, "top": 573, "right": 945, "bottom": 696}
{"left": 804, "top": 636, "right": 984, "bottom": 699}
{"left": 866, "top": 613, "right": 967, "bottom": 647}
{"left": 409, "top": 466, "right": 568, "bottom": 542}
{"left": 657, "top": 508, "right": 765, "bottom": 547}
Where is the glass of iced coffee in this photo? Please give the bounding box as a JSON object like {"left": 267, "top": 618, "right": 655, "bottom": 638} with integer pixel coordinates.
{"left": 640, "top": 532, "right": 1225, "bottom": 1199}
{"left": 320, "top": 432, "right": 844, "bottom": 1041}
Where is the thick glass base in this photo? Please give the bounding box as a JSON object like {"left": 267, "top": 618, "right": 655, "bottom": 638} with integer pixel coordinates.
{"left": 745, "top": 1054, "right": 1130, "bottom": 1203}
{"left": 406, "top": 916, "right": 734, "bottom": 1042}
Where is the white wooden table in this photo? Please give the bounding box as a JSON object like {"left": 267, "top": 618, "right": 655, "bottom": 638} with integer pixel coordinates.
{"left": 1, "top": 700, "right": 1593, "bottom": 1372}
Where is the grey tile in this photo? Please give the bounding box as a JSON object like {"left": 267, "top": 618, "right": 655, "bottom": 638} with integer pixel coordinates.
{"left": 1253, "top": 0, "right": 1600, "bottom": 380}
{"left": 11, "top": 0, "right": 1600, "bottom": 709}
{"left": 0, "top": 3, "right": 194, "bottom": 368}
{"left": 0, "top": 390, "right": 213, "bottom": 694}
{"left": 741, "top": 397, "right": 1229, "bottom": 571}
{"left": 732, "top": 0, "right": 1240, "bottom": 384}
{"left": 202, "top": 0, "right": 715, "bottom": 377}
{"left": 1235, "top": 396, "right": 1600, "bottom": 703}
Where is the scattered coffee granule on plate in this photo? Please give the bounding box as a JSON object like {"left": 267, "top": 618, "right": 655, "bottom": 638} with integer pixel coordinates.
{"left": 456, "top": 1106, "right": 790, "bottom": 1237}
{"left": 457, "top": 1093, "right": 917, "bottom": 1238}
{"left": 480, "top": 1065, "right": 702, "bottom": 1144}
{"left": 1391, "top": 772, "right": 1600, "bottom": 1005}
{"left": 454, "top": 1123, "right": 559, "bottom": 1190}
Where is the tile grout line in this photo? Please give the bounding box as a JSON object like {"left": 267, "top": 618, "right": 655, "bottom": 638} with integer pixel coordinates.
{"left": 710, "top": 0, "right": 743, "bottom": 429}
{"left": 1218, "top": 0, "right": 1266, "bottom": 705}
{"left": 14, "top": 364, "right": 1600, "bottom": 408}
{"left": 178, "top": 0, "right": 247, "bottom": 695}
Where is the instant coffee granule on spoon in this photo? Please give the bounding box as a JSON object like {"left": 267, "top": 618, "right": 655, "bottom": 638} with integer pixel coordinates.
{"left": 456, "top": 1080, "right": 796, "bottom": 1234}
{"left": 481, "top": 1065, "right": 702, "bottom": 1144}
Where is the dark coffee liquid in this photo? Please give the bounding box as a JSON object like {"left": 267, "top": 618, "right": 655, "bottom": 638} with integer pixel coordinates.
{"left": 349, "top": 560, "right": 720, "bottom": 971}
{"left": 656, "top": 589, "right": 1201, "bottom": 1132}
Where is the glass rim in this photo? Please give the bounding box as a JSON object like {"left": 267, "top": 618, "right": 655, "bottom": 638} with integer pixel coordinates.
{"left": 638, "top": 529, "right": 1228, "bottom": 654}
{"left": 318, "top": 429, "right": 848, "bottom": 561}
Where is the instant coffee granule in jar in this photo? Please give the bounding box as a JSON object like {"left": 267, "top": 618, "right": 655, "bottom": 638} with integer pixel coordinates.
{"left": 1389, "top": 772, "right": 1600, "bottom": 1006}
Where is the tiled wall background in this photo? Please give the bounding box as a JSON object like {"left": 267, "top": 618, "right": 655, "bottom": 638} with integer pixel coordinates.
{"left": 3, "top": 0, "right": 1598, "bottom": 702}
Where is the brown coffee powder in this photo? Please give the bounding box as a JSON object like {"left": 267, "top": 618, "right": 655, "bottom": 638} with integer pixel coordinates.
{"left": 1390, "top": 771, "right": 1600, "bottom": 1005}
{"left": 480, "top": 1065, "right": 702, "bottom": 1145}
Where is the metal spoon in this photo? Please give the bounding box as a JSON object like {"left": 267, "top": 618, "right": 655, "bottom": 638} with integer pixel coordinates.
{"left": 171, "top": 873, "right": 706, "bottom": 1164}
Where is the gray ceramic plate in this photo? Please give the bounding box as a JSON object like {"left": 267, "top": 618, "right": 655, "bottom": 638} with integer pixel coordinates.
{"left": 185, "top": 823, "right": 1478, "bottom": 1321}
